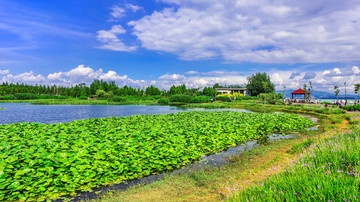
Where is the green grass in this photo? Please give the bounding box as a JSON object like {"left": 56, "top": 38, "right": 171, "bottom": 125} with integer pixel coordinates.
{"left": 229, "top": 126, "right": 360, "bottom": 201}
{"left": 345, "top": 113, "right": 360, "bottom": 125}
{"left": 0, "top": 108, "right": 4, "bottom": 110}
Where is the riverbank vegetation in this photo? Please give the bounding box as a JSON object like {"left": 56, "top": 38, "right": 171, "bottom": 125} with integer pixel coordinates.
{"left": 0, "top": 111, "right": 313, "bottom": 201}
{"left": 230, "top": 126, "right": 360, "bottom": 201}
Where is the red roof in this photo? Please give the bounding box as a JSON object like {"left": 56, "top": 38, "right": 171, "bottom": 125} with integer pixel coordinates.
{"left": 290, "top": 88, "right": 310, "bottom": 94}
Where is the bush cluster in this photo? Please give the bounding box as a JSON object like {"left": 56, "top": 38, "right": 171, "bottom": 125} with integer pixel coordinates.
{"left": 216, "top": 96, "right": 230, "bottom": 102}
{"left": 77, "top": 96, "right": 88, "bottom": 100}
{"left": 111, "top": 96, "right": 127, "bottom": 102}
{"left": 157, "top": 98, "right": 169, "bottom": 104}
{"left": 0, "top": 95, "right": 15, "bottom": 100}
{"left": 13, "top": 93, "right": 38, "bottom": 100}
{"left": 190, "top": 96, "right": 211, "bottom": 103}
{"left": 169, "top": 95, "right": 193, "bottom": 103}
{"left": 343, "top": 104, "right": 360, "bottom": 111}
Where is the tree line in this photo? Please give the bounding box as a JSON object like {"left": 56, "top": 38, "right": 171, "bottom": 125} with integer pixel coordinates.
{"left": 0, "top": 80, "right": 219, "bottom": 98}
{"left": 1, "top": 72, "right": 317, "bottom": 99}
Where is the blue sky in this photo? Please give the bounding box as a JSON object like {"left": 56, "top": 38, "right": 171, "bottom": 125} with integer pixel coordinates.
{"left": 0, "top": 0, "right": 360, "bottom": 93}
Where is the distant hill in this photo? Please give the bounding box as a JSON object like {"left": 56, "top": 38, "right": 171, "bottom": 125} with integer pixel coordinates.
{"left": 276, "top": 89, "right": 358, "bottom": 99}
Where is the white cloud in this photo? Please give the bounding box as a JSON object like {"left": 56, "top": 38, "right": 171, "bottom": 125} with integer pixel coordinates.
{"left": 110, "top": 5, "right": 126, "bottom": 19}
{"left": 352, "top": 66, "right": 360, "bottom": 74}
{"left": 271, "top": 73, "right": 283, "bottom": 85}
{"left": 127, "top": 0, "right": 360, "bottom": 63}
{"left": 185, "top": 70, "right": 199, "bottom": 75}
{"left": 157, "top": 72, "right": 248, "bottom": 89}
{"left": 0, "top": 69, "right": 9, "bottom": 75}
{"left": 2, "top": 71, "right": 45, "bottom": 84}
{"left": 125, "top": 3, "right": 143, "bottom": 13}
{"left": 110, "top": 4, "right": 144, "bottom": 20}
{"left": 97, "top": 25, "right": 137, "bottom": 51}
{"left": 159, "top": 74, "right": 186, "bottom": 80}
{"left": 333, "top": 68, "right": 341, "bottom": 74}
{"left": 99, "top": 70, "right": 127, "bottom": 81}
{"left": 1, "top": 65, "right": 359, "bottom": 94}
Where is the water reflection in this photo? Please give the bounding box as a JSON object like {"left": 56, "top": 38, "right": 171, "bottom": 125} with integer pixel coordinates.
{"left": 0, "top": 103, "right": 253, "bottom": 124}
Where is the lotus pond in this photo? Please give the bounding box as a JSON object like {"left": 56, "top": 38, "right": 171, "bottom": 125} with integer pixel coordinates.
{"left": 0, "top": 111, "right": 313, "bottom": 201}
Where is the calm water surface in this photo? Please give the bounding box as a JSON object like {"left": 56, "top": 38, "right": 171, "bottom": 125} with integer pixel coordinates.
{"left": 0, "top": 103, "right": 254, "bottom": 124}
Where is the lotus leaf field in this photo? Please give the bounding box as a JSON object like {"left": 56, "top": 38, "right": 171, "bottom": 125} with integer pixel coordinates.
{"left": 0, "top": 111, "right": 313, "bottom": 201}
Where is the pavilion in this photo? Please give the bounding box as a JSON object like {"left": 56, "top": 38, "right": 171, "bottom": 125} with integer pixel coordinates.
{"left": 290, "top": 88, "right": 310, "bottom": 101}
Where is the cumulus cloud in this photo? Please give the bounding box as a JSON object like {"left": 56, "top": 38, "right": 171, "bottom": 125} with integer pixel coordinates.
{"left": 0, "top": 69, "right": 9, "bottom": 75}
{"left": 1, "top": 71, "right": 45, "bottom": 84}
{"left": 1, "top": 65, "right": 359, "bottom": 94}
{"left": 126, "top": 0, "right": 360, "bottom": 63}
{"left": 97, "top": 25, "right": 137, "bottom": 51}
{"left": 159, "top": 74, "right": 186, "bottom": 80}
{"left": 352, "top": 66, "right": 360, "bottom": 74}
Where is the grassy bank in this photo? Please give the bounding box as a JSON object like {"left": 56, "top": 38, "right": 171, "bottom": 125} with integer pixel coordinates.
{"left": 0, "top": 111, "right": 313, "bottom": 201}
{"left": 182, "top": 101, "right": 346, "bottom": 115}
{"left": 230, "top": 125, "right": 360, "bottom": 201}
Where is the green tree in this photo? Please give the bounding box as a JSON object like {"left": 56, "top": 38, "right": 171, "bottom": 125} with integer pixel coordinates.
{"left": 95, "top": 89, "right": 106, "bottom": 99}
{"left": 355, "top": 83, "right": 360, "bottom": 100}
{"left": 169, "top": 85, "right": 176, "bottom": 95}
{"left": 145, "top": 85, "right": 161, "bottom": 96}
{"left": 203, "top": 87, "right": 215, "bottom": 97}
{"left": 262, "top": 81, "right": 269, "bottom": 104}
{"left": 213, "top": 83, "right": 222, "bottom": 89}
{"left": 246, "top": 73, "right": 275, "bottom": 96}
{"left": 302, "top": 84, "right": 308, "bottom": 101}
{"left": 334, "top": 85, "right": 340, "bottom": 102}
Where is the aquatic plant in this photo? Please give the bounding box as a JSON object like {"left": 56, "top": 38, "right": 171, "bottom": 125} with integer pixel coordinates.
{"left": 0, "top": 111, "right": 312, "bottom": 201}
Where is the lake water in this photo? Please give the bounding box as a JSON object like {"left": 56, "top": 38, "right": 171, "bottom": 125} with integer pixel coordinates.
{"left": 0, "top": 103, "right": 254, "bottom": 124}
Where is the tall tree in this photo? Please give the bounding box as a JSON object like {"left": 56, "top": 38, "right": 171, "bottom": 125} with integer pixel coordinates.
{"left": 334, "top": 85, "right": 340, "bottom": 102}
{"left": 302, "top": 84, "right": 307, "bottom": 100}
{"left": 246, "top": 73, "right": 275, "bottom": 96}
{"left": 262, "top": 81, "right": 269, "bottom": 104}
{"left": 355, "top": 83, "right": 360, "bottom": 100}
{"left": 344, "top": 82, "right": 347, "bottom": 102}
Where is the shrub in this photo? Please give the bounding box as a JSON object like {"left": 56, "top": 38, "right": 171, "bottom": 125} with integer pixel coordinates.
{"left": 331, "top": 109, "right": 346, "bottom": 114}
{"left": 169, "top": 95, "right": 193, "bottom": 103}
{"left": 0, "top": 95, "right": 15, "bottom": 100}
{"left": 343, "top": 105, "right": 354, "bottom": 111}
{"left": 354, "top": 104, "right": 360, "bottom": 111}
{"left": 158, "top": 98, "right": 169, "bottom": 104}
{"left": 111, "top": 96, "right": 127, "bottom": 102}
{"left": 78, "top": 96, "right": 88, "bottom": 100}
{"left": 236, "top": 96, "right": 258, "bottom": 100}
{"left": 215, "top": 96, "right": 229, "bottom": 102}
{"left": 13, "top": 93, "right": 38, "bottom": 100}
{"left": 190, "top": 96, "right": 211, "bottom": 103}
